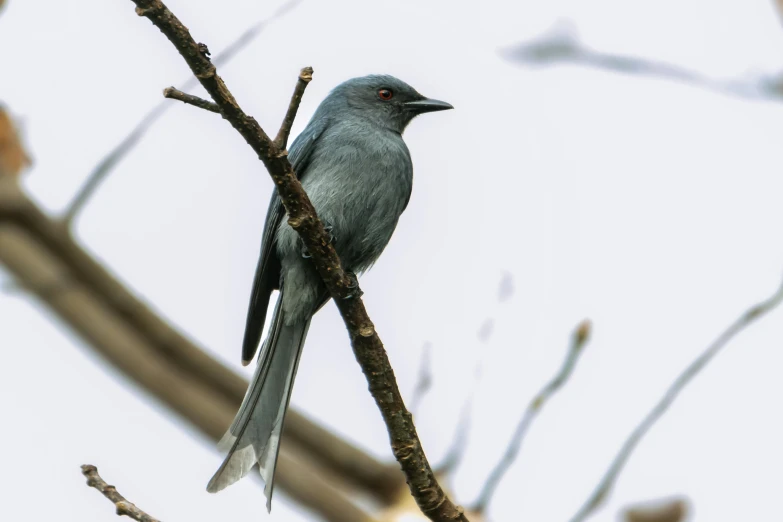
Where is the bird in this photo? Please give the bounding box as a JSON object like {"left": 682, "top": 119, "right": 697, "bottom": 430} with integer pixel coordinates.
{"left": 206, "top": 74, "right": 452, "bottom": 511}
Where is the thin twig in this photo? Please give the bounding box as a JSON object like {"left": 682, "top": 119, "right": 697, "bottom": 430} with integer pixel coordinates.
{"left": 129, "top": 2, "right": 465, "bottom": 520}
{"left": 274, "top": 67, "right": 313, "bottom": 149}
{"left": 60, "top": 104, "right": 166, "bottom": 227}
{"left": 209, "top": 0, "right": 304, "bottom": 70}
{"left": 472, "top": 320, "right": 592, "bottom": 513}
{"left": 436, "top": 273, "right": 516, "bottom": 477}
{"left": 503, "top": 26, "right": 783, "bottom": 102}
{"left": 81, "top": 465, "right": 160, "bottom": 522}
{"left": 570, "top": 278, "right": 783, "bottom": 522}
{"left": 434, "top": 356, "right": 487, "bottom": 478}
{"left": 60, "top": 0, "right": 303, "bottom": 228}
{"left": 163, "top": 87, "right": 220, "bottom": 113}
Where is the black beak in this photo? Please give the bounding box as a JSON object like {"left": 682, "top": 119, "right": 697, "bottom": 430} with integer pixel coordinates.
{"left": 404, "top": 98, "right": 454, "bottom": 114}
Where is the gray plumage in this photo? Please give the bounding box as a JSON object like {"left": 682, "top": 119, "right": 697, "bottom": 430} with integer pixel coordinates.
{"left": 206, "top": 74, "right": 452, "bottom": 511}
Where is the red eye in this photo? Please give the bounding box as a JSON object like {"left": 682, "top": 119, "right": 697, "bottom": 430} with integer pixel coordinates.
{"left": 378, "top": 89, "right": 393, "bottom": 100}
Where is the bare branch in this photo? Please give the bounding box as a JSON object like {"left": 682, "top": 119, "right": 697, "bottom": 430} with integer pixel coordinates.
{"left": 81, "top": 465, "right": 160, "bottom": 522}
{"left": 570, "top": 278, "right": 783, "bottom": 522}
{"left": 436, "top": 273, "right": 517, "bottom": 477}
{"left": 0, "top": 179, "right": 397, "bottom": 520}
{"left": 472, "top": 320, "right": 591, "bottom": 513}
{"left": 59, "top": 0, "right": 304, "bottom": 228}
{"left": 503, "top": 24, "right": 783, "bottom": 102}
{"left": 163, "top": 87, "right": 219, "bottom": 113}
{"left": 274, "top": 67, "right": 313, "bottom": 149}
{"left": 209, "top": 0, "right": 304, "bottom": 70}
{"left": 60, "top": 104, "right": 167, "bottom": 227}
{"left": 434, "top": 356, "right": 488, "bottom": 478}
{"left": 128, "top": 2, "right": 465, "bottom": 520}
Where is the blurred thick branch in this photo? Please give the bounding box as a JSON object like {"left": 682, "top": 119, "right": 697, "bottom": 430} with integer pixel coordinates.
{"left": 504, "top": 24, "right": 783, "bottom": 102}
{"left": 570, "top": 277, "right": 783, "bottom": 522}
{"left": 0, "top": 177, "right": 398, "bottom": 522}
{"left": 130, "top": 1, "right": 465, "bottom": 520}
{"left": 81, "top": 465, "right": 160, "bottom": 522}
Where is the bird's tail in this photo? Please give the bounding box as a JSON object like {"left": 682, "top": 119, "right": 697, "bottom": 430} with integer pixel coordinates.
{"left": 206, "top": 290, "right": 310, "bottom": 512}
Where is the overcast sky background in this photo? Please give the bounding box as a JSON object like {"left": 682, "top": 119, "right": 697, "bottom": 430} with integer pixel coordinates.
{"left": 2, "top": 0, "right": 783, "bottom": 521}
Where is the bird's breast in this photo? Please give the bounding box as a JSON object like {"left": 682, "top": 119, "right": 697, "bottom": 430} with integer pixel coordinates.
{"left": 299, "top": 131, "right": 413, "bottom": 271}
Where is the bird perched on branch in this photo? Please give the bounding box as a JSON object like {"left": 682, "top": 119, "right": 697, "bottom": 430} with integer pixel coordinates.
{"left": 207, "top": 74, "right": 452, "bottom": 510}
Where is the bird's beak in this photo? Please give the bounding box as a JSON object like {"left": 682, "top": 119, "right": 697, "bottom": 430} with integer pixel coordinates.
{"left": 404, "top": 98, "right": 454, "bottom": 114}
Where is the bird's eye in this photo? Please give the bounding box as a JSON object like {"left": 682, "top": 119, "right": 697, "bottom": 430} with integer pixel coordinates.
{"left": 378, "top": 89, "right": 393, "bottom": 101}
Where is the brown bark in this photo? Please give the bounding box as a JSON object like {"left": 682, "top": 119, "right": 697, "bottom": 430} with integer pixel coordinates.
{"left": 82, "top": 465, "right": 161, "bottom": 522}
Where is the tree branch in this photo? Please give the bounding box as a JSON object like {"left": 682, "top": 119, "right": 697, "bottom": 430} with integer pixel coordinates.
{"left": 273, "top": 67, "right": 313, "bottom": 149}
{"left": 0, "top": 177, "right": 396, "bottom": 521}
{"left": 570, "top": 278, "right": 783, "bottom": 522}
{"left": 435, "top": 273, "right": 516, "bottom": 479}
{"left": 433, "top": 395, "right": 473, "bottom": 478}
{"left": 163, "top": 87, "right": 219, "bottom": 113}
{"left": 60, "top": 0, "right": 304, "bottom": 228}
{"left": 503, "top": 24, "right": 783, "bottom": 103}
{"left": 128, "top": 1, "right": 465, "bottom": 520}
{"left": 81, "top": 465, "right": 160, "bottom": 522}
{"left": 472, "top": 320, "right": 592, "bottom": 513}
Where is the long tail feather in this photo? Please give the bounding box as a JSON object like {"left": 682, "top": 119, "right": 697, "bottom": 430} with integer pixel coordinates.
{"left": 207, "top": 290, "right": 310, "bottom": 512}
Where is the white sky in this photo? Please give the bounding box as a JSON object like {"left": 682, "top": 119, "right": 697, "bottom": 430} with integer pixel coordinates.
{"left": 2, "top": 0, "right": 783, "bottom": 521}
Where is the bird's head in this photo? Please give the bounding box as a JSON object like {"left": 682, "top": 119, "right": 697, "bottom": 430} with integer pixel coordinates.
{"left": 325, "top": 74, "right": 453, "bottom": 133}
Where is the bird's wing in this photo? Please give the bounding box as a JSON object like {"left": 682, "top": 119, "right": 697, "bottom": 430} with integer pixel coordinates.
{"left": 240, "top": 118, "right": 329, "bottom": 364}
{"left": 400, "top": 144, "right": 414, "bottom": 212}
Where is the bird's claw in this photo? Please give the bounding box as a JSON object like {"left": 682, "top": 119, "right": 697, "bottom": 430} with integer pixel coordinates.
{"left": 301, "top": 221, "right": 334, "bottom": 259}
{"left": 343, "top": 271, "right": 363, "bottom": 299}
{"left": 323, "top": 221, "right": 335, "bottom": 244}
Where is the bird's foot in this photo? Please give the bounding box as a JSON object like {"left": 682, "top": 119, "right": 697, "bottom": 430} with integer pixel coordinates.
{"left": 303, "top": 221, "right": 334, "bottom": 259}
{"left": 322, "top": 220, "right": 335, "bottom": 244}
{"left": 343, "top": 271, "right": 364, "bottom": 299}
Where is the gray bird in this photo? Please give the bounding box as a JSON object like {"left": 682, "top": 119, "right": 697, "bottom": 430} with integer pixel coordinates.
{"left": 206, "top": 74, "right": 452, "bottom": 510}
